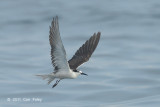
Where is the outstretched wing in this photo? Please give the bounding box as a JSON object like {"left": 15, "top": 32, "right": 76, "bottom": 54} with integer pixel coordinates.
{"left": 49, "top": 16, "right": 70, "bottom": 72}
{"left": 68, "top": 32, "right": 101, "bottom": 70}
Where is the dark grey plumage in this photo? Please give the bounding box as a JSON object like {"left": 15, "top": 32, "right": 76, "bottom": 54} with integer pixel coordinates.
{"left": 68, "top": 32, "right": 101, "bottom": 70}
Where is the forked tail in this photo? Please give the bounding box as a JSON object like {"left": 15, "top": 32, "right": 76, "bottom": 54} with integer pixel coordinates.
{"left": 36, "top": 74, "right": 55, "bottom": 85}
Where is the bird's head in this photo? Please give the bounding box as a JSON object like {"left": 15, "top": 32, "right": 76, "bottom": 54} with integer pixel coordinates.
{"left": 73, "top": 69, "right": 88, "bottom": 76}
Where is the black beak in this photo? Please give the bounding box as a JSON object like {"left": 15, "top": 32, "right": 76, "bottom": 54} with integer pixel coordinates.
{"left": 81, "top": 72, "right": 88, "bottom": 76}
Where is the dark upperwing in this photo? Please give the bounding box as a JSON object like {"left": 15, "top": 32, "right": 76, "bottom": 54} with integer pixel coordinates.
{"left": 68, "top": 32, "right": 101, "bottom": 70}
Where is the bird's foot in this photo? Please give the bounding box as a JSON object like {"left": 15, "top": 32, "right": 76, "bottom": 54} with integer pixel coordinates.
{"left": 52, "top": 80, "right": 60, "bottom": 88}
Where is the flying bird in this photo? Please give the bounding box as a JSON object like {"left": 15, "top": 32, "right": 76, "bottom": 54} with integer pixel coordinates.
{"left": 36, "top": 16, "right": 101, "bottom": 88}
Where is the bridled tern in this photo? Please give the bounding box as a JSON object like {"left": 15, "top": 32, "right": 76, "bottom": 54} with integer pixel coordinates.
{"left": 36, "top": 16, "right": 101, "bottom": 88}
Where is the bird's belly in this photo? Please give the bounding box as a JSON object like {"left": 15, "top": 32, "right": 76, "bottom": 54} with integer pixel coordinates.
{"left": 55, "top": 72, "right": 76, "bottom": 79}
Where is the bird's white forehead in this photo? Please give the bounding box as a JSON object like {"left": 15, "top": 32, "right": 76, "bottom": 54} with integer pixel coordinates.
{"left": 79, "top": 70, "right": 82, "bottom": 73}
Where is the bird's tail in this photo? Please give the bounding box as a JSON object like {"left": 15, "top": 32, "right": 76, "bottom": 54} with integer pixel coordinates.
{"left": 36, "top": 73, "right": 55, "bottom": 85}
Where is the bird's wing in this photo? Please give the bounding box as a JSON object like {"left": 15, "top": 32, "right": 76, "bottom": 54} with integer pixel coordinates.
{"left": 49, "top": 16, "right": 70, "bottom": 72}
{"left": 68, "top": 32, "right": 101, "bottom": 69}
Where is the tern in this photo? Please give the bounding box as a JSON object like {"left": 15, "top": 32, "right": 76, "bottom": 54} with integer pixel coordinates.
{"left": 36, "top": 16, "right": 101, "bottom": 88}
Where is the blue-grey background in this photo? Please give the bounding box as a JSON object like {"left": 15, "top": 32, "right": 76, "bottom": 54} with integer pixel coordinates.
{"left": 0, "top": 0, "right": 160, "bottom": 107}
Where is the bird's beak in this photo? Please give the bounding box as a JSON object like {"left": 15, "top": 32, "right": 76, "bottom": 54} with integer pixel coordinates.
{"left": 81, "top": 72, "right": 88, "bottom": 76}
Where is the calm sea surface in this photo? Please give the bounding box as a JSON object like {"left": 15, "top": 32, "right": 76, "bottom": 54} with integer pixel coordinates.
{"left": 0, "top": 0, "right": 160, "bottom": 107}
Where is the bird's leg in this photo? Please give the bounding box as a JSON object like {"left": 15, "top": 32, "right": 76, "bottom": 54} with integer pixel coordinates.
{"left": 52, "top": 79, "right": 61, "bottom": 88}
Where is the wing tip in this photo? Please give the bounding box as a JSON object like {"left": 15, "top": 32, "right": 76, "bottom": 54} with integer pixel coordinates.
{"left": 97, "top": 32, "right": 101, "bottom": 38}
{"left": 92, "top": 32, "right": 101, "bottom": 39}
{"left": 52, "top": 15, "right": 58, "bottom": 20}
{"left": 92, "top": 31, "right": 101, "bottom": 43}
{"left": 51, "top": 16, "right": 59, "bottom": 27}
{"left": 97, "top": 32, "right": 101, "bottom": 41}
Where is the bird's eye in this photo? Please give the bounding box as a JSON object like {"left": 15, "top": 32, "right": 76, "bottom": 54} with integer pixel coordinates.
{"left": 73, "top": 70, "right": 78, "bottom": 72}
